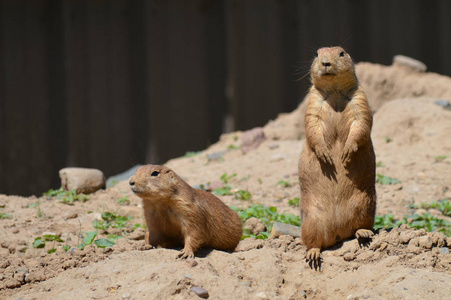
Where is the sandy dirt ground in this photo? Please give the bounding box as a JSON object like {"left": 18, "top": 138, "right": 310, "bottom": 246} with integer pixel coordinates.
{"left": 1, "top": 61, "right": 451, "bottom": 299}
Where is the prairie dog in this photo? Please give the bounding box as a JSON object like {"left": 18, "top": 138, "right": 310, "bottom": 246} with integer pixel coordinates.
{"left": 299, "top": 47, "right": 376, "bottom": 263}
{"left": 129, "top": 165, "right": 242, "bottom": 259}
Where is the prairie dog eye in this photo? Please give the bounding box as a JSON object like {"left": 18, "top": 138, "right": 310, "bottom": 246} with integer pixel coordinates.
{"left": 339, "top": 51, "right": 345, "bottom": 57}
{"left": 314, "top": 51, "right": 319, "bottom": 58}
{"left": 151, "top": 171, "right": 160, "bottom": 177}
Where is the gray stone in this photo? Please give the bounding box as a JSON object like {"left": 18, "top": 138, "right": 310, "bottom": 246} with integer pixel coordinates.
{"left": 207, "top": 150, "right": 228, "bottom": 161}
{"left": 59, "top": 167, "right": 105, "bottom": 194}
{"left": 269, "top": 222, "right": 301, "bottom": 239}
{"left": 241, "top": 127, "right": 266, "bottom": 154}
{"left": 440, "top": 247, "right": 450, "bottom": 255}
{"left": 190, "top": 286, "right": 209, "bottom": 299}
{"left": 393, "top": 55, "right": 427, "bottom": 72}
{"left": 434, "top": 99, "right": 451, "bottom": 110}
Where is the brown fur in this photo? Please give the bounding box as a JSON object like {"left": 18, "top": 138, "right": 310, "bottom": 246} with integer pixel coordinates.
{"left": 129, "top": 164, "right": 242, "bottom": 259}
{"left": 299, "top": 47, "right": 376, "bottom": 262}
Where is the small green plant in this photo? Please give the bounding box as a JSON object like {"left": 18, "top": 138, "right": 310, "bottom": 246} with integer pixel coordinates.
{"left": 435, "top": 155, "right": 449, "bottom": 162}
{"left": 376, "top": 174, "right": 401, "bottom": 185}
{"left": 374, "top": 214, "right": 404, "bottom": 230}
{"left": 118, "top": 196, "right": 130, "bottom": 205}
{"left": 277, "top": 180, "right": 292, "bottom": 188}
{"left": 288, "top": 197, "right": 300, "bottom": 207}
{"left": 385, "top": 136, "right": 392, "bottom": 143}
{"left": 213, "top": 173, "right": 252, "bottom": 201}
{"left": 0, "top": 210, "right": 12, "bottom": 219}
{"left": 77, "top": 231, "right": 116, "bottom": 250}
{"left": 220, "top": 173, "right": 237, "bottom": 184}
{"left": 410, "top": 199, "right": 451, "bottom": 217}
{"left": 133, "top": 223, "right": 146, "bottom": 230}
{"left": 231, "top": 204, "right": 302, "bottom": 239}
{"left": 227, "top": 144, "right": 240, "bottom": 150}
{"left": 33, "top": 234, "right": 65, "bottom": 254}
{"left": 93, "top": 212, "right": 132, "bottom": 232}
{"left": 234, "top": 190, "right": 252, "bottom": 201}
{"left": 184, "top": 151, "right": 202, "bottom": 158}
{"left": 376, "top": 161, "right": 385, "bottom": 167}
{"left": 43, "top": 188, "right": 89, "bottom": 205}
{"left": 374, "top": 212, "right": 451, "bottom": 236}
{"left": 29, "top": 201, "right": 44, "bottom": 218}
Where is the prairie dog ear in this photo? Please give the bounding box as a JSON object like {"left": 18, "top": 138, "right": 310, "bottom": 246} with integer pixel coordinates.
{"left": 168, "top": 171, "right": 176, "bottom": 181}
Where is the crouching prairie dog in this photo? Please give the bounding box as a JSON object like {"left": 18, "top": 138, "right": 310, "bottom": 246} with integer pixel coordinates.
{"left": 129, "top": 165, "right": 242, "bottom": 259}
{"left": 299, "top": 47, "right": 376, "bottom": 263}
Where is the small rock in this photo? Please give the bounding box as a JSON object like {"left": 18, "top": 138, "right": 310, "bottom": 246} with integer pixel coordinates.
{"left": 208, "top": 180, "right": 223, "bottom": 191}
{"left": 235, "top": 238, "right": 264, "bottom": 251}
{"left": 268, "top": 144, "right": 279, "bottom": 150}
{"left": 16, "top": 245, "right": 27, "bottom": 253}
{"left": 440, "top": 247, "right": 450, "bottom": 255}
{"left": 269, "top": 154, "right": 286, "bottom": 163}
{"left": 399, "top": 230, "right": 416, "bottom": 244}
{"left": 129, "top": 227, "right": 145, "bottom": 240}
{"left": 59, "top": 167, "right": 105, "bottom": 194}
{"left": 418, "top": 236, "right": 433, "bottom": 249}
{"left": 255, "top": 291, "right": 269, "bottom": 299}
{"left": 393, "top": 55, "right": 427, "bottom": 72}
{"left": 434, "top": 99, "right": 451, "bottom": 110}
{"left": 241, "top": 127, "right": 266, "bottom": 154}
{"left": 446, "top": 237, "right": 451, "bottom": 247}
{"left": 64, "top": 212, "right": 78, "bottom": 220}
{"left": 185, "top": 258, "right": 198, "bottom": 267}
{"left": 121, "top": 292, "right": 131, "bottom": 300}
{"left": 207, "top": 151, "right": 227, "bottom": 161}
{"left": 343, "top": 253, "right": 356, "bottom": 261}
{"left": 244, "top": 217, "right": 267, "bottom": 235}
{"left": 12, "top": 228, "right": 19, "bottom": 234}
{"left": 117, "top": 206, "right": 142, "bottom": 218}
{"left": 0, "top": 202, "right": 5, "bottom": 208}
{"left": 269, "top": 222, "right": 301, "bottom": 239}
{"left": 190, "top": 286, "right": 209, "bottom": 299}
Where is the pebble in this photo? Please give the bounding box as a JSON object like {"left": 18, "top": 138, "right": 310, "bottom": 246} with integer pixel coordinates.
{"left": 241, "top": 127, "right": 266, "bottom": 154}
{"left": 418, "top": 236, "right": 433, "bottom": 249}
{"left": 244, "top": 217, "right": 267, "bottom": 235}
{"left": 207, "top": 151, "right": 227, "bottom": 161}
{"left": 129, "top": 227, "right": 145, "bottom": 240}
{"left": 269, "top": 222, "right": 301, "bottom": 239}
{"left": 434, "top": 99, "right": 451, "bottom": 110}
{"left": 0, "top": 202, "right": 5, "bottom": 208}
{"left": 64, "top": 212, "right": 78, "bottom": 220}
{"left": 185, "top": 258, "right": 198, "bottom": 268}
{"left": 268, "top": 143, "right": 279, "bottom": 150}
{"left": 269, "top": 154, "right": 286, "bottom": 163}
{"left": 255, "top": 291, "right": 269, "bottom": 299}
{"left": 190, "top": 286, "right": 209, "bottom": 299}
{"left": 440, "top": 247, "right": 450, "bottom": 255}
{"left": 121, "top": 292, "right": 131, "bottom": 300}
{"left": 12, "top": 228, "right": 19, "bottom": 234}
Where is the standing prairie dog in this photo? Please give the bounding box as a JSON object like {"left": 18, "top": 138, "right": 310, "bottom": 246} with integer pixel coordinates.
{"left": 299, "top": 47, "right": 376, "bottom": 263}
{"left": 129, "top": 165, "right": 242, "bottom": 259}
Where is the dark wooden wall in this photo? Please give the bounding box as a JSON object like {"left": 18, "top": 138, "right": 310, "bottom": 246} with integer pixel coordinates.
{"left": 1, "top": 0, "right": 450, "bottom": 196}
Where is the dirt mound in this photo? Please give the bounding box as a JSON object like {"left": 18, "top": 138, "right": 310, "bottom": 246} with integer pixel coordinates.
{"left": 264, "top": 61, "right": 451, "bottom": 141}
{"left": 1, "top": 61, "right": 451, "bottom": 299}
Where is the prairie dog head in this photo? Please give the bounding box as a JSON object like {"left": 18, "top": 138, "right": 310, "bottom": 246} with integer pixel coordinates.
{"left": 129, "top": 165, "right": 179, "bottom": 199}
{"left": 310, "top": 46, "right": 357, "bottom": 92}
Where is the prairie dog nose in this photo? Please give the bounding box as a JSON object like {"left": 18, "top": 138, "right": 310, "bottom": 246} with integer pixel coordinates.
{"left": 129, "top": 176, "right": 135, "bottom": 186}
{"left": 322, "top": 61, "right": 331, "bottom": 67}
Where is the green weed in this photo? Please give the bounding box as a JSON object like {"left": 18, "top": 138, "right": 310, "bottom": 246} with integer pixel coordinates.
{"left": 118, "top": 196, "right": 130, "bottom": 205}
{"left": 0, "top": 210, "right": 12, "bottom": 219}
{"left": 43, "top": 188, "right": 89, "bottom": 205}
{"left": 277, "top": 180, "right": 292, "bottom": 188}
{"left": 288, "top": 197, "right": 300, "bottom": 207}
{"left": 231, "top": 204, "right": 301, "bottom": 239}
{"left": 213, "top": 173, "right": 252, "bottom": 201}
{"left": 376, "top": 174, "right": 401, "bottom": 185}
{"left": 184, "top": 151, "right": 202, "bottom": 158}
{"left": 93, "top": 212, "right": 132, "bottom": 232}
{"left": 435, "top": 155, "right": 449, "bottom": 162}
{"left": 33, "top": 234, "right": 64, "bottom": 254}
